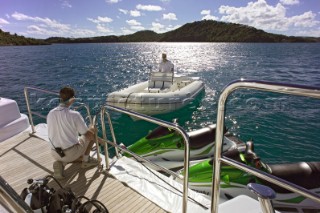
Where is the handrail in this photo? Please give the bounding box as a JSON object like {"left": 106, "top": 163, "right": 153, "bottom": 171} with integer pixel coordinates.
{"left": 24, "top": 87, "right": 59, "bottom": 133}
{"left": 100, "top": 104, "right": 190, "bottom": 213}
{"left": 101, "top": 108, "right": 120, "bottom": 161}
{"left": 211, "top": 80, "right": 320, "bottom": 213}
{"left": 73, "top": 103, "right": 93, "bottom": 124}
{"left": 99, "top": 106, "right": 184, "bottom": 178}
{"left": 99, "top": 136, "right": 183, "bottom": 180}
{"left": 24, "top": 87, "right": 92, "bottom": 133}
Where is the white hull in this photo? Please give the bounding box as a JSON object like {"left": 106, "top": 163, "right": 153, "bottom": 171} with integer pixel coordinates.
{"left": 106, "top": 75, "right": 204, "bottom": 115}
{"left": 0, "top": 98, "right": 30, "bottom": 142}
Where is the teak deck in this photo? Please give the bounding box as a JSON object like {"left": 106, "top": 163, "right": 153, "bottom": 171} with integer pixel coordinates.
{"left": 0, "top": 132, "right": 166, "bottom": 213}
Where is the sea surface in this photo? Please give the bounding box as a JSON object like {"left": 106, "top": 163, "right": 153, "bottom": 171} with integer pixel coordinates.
{"left": 1, "top": 43, "right": 319, "bottom": 164}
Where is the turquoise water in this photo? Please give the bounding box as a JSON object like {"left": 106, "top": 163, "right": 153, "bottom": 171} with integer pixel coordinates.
{"left": 0, "top": 43, "right": 319, "bottom": 163}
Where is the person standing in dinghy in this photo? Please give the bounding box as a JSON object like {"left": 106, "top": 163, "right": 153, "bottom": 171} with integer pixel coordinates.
{"left": 159, "top": 53, "right": 174, "bottom": 73}
{"left": 47, "top": 86, "right": 102, "bottom": 179}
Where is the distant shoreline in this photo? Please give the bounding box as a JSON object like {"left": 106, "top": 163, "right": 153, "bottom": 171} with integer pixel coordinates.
{"left": 1, "top": 20, "right": 320, "bottom": 46}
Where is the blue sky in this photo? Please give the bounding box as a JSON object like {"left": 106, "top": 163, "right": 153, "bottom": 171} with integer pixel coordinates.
{"left": 0, "top": 0, "right": 319, "bottom": 39}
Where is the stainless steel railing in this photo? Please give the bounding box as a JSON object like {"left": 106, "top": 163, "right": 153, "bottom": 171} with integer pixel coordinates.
{"left": 24, "top": 87, "right": 92, "bottom": 133}
{"left": 211, "top": 80, "right": 320, "bottom": 213}
{"left": 99, "top": 104, "right": 190, "bottom": 213}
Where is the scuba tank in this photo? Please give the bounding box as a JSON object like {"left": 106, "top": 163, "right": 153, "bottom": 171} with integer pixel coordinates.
{"left": 20, "top": 175, "right": 109, "bottom": 213}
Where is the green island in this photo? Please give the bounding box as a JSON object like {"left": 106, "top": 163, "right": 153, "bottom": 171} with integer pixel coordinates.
{"left": 1, "top": 20, "right": 319, "bottom": 46}
{"left": 0, "top": 29, "right": 49, "bottom": 46}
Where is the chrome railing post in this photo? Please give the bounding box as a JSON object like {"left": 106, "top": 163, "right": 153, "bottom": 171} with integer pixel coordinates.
{"left": 211, "top": 86, "right": 230, "bottom": 213}
{"left": 258, "top": 198, "right": 275, "bottom": 213}
{"left": 24, "top": 87, "right": 35, "bottom": 133}
{"left": 74, "top": 103, "right": 93, "bottom": 124}
{"left": 100, "top": 108, "right": 110, "bottom": 170}
{"left": 103, "top": 110, "right": 120, "bottom": 157}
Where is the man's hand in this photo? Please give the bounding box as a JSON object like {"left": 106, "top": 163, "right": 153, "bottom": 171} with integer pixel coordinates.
{"left": 84, "top": 125, "right": 96, "bottom": 141}
{"left": 84, "top": 125, "right": 105, "bottom": 146}
{"left": 88, "top": 125, "right": 97, "bottom": 134}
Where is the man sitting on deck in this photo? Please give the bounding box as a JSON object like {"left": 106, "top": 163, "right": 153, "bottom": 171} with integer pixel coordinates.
{"left": 47, "top": 86, "right": 101, "bottom": 179}
{"left": 159, "top": 53, "right": 174, "bottom": 73}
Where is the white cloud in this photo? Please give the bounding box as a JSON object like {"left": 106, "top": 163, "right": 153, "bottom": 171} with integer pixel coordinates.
{"left": 11, "top": 12, "right": 31, "bottom": 21}
{"left": 96, "top": 24, "right": 113, "bottom": 33}
{"left": 119, "top": 9, "right": 128, "bottom": 15}
{"left": 130, "top": 10, "right": 141, "bottom": 17}
{"left": 87, "top": 16, "right": 113, "bottom": 34}
{"left": 201, "top": 10, "right": 210, "bottom": 15}
{"left": 126, "top": 19, "right": 141, "bottom": 26}
{"left": 0, "top": 18, "right": 9, "bottom": 26}
{"left": 131, "top": 25, "right": 145, "bottom": 31}
{"left": 136, "top": 4, "right": 162, "bottom": 11}
{"left": 124, "top": 20, "right": 145, "bottom": 32}
{"left": 87, "top": 16, "right": 113, "bottom": 24}
{"left": 218, "top": 0, "right": 319, "bottom": 33}
{"left": 200, "top": 9, "right": 218, "bottom": 21}
{"left": 202, "top": 15, "right": 219, "bottom": 21}
{"left": 280, "top": 0, "right": 299, "bottom": 5}
{"left": 10, "top": 11, "right": 105, "bottom": 38}
{"left": 290, "top": 11, "right": 319, "bottom": 27}
{"left": 25, "top": 24, "right": 97, "bottom": 38}
{"left": 27, "top": 25, "right": 43, "bottom": 31}
{"left": 121, "top": 27, "right": 134, "bottom": 35}
{"left": 98, "top": 16, "right": 113, "bottom": 23}
{"left": 106, "top": 0, "right": 120, "bottom": 3}
{"left": 71, "top": 29, "right": 98, "bottom": 37}
{"left": 163, "top": 13, "right": 177, "bottom": 20}
{"left": 151, "top": 22, "right": 165, "bottom": 32}
{"left": 165, "top": 24, "right": 181, "bottom": 32}
{"left": 296, "top": 29, "right": 320, "bottom": 37}
{"left": 26, "top": 25, "right": 55, "bottom": 35}
{"left": 11, "top": 12, "right": 70, "bottom": 31}
{"left": 60, "top": 0, "right": 72, "bottom": 8}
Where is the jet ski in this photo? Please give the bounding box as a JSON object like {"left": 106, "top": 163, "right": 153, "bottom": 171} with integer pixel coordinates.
{"left": 175, "top": 141, "right": 320, "bottom": 212}
{"left": 125, "top": 124, "right": 246, "bottom": 170}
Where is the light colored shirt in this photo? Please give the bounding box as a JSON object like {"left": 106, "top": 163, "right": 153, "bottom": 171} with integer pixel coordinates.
{"left": 159, "top": 60, "right": 174, "bottom": 73}
{"left": 47, "top": 105, "right": 88, "bottom": 149}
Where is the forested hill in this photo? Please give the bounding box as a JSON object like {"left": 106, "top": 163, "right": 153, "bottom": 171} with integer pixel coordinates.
{"left": 158, "top": 20, "right": 318, "bottom": 42}
{"left": 0, "top": 29, "right": 48, "bottom": 46}
{"left": 46, "top": 20, "right": 320, "bottom": 43}
{"left": 1, "top": 20, "right": 319, "bottom": 45}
